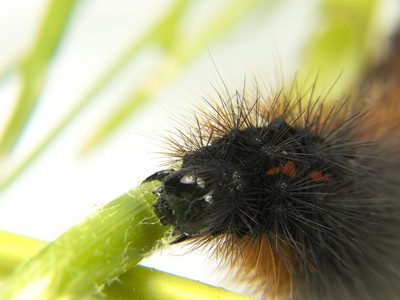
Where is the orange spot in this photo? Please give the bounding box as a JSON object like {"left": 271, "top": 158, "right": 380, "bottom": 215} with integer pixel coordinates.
{"left": 309, "top": 170, "right": 333, "bottom": 184}
{"left": 266, "top": 166, "right": 282, "bottom": 176}
{"left": 266, "top": 161, "right": 296, "bottom": 178}
{"left": 323, "top": 175, "right": 333, "bottom": 184}
{"left": 283, "top": 161, "right": 296, "bottom": 178}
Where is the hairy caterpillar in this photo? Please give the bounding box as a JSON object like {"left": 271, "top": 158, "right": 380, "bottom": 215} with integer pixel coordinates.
{"left": 144, "top": 45, "right": 400, "bottom": 300}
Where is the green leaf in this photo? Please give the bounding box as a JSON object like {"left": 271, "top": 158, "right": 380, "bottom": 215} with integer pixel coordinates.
{"left": 0, "top": 0, "right": 278, "bottom": 191}
{"left": 0, "top": 0, "right": 79, "bottom": 159}
{"left": 301, "top": 0, "right": 379, "bottom": 94}
{"left": 80, "top": 0, "right": 276, "bottom": 153}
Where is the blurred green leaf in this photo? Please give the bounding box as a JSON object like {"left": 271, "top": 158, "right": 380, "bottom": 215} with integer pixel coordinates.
{"left": 103, "top": 266, "right": 252, "bottom": 300}
{"left": 0, "top": 0, "right": 190, "bottom": 191}
{"left": 0, "top": 0, "right": 278, "bottom": 191}
{"left": 0, "top": 0, "right": 79, "bottom": 159}
{"left": 0, "top": 60, "right": 17, "bottom": 86}
{"left": 301, "top": 0, "right": 379, "bottom": 94}
{"left": 81, "top": 0, "right": 278, "bottom": 152}
{"left": 0, "top": 231, "right": 44, "bottom": 278}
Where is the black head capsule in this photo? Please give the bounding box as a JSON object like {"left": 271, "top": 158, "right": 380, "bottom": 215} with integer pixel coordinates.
{"left": 149, "top": 168, "right": 215, "bottom": 235}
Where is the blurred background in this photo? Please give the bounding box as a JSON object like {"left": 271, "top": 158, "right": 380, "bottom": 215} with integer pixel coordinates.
{"left": 0, "top": 0, "right": 399, "bottom": 295}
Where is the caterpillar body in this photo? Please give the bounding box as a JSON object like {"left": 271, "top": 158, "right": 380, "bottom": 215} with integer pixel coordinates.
{"left": 144, "top": 58, "right": 400, "bottom": 299}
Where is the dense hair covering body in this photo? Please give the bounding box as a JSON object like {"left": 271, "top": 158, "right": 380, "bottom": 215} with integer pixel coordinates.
{"left": 148, "top": 81, "right": 400, "bottom": 300}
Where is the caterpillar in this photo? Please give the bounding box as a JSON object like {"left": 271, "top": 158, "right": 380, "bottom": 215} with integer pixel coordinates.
{"left": 143, "top": 47, "right": 400, "bottom": 300}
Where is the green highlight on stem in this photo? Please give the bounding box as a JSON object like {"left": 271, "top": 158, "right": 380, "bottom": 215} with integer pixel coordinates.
{"left": 0, "top": 183, "right": 251, "bottom": 300}
{"left": 103, "top": 265, "right": 251, "bottom": 300}
{"left": 0, "top": 231, "right": 44, "bottom": 278}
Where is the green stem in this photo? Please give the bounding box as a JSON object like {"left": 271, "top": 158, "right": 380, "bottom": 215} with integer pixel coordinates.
{"left": 103, "top": 265, "right": 251, "bottom": 300}
{"left": 0, "top": 183, "right": 168, "bottom": 299}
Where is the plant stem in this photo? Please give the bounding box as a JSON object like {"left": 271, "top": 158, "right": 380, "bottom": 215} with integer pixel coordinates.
{"left": 0, "top": 183, "right": 168, "bottom": 299}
